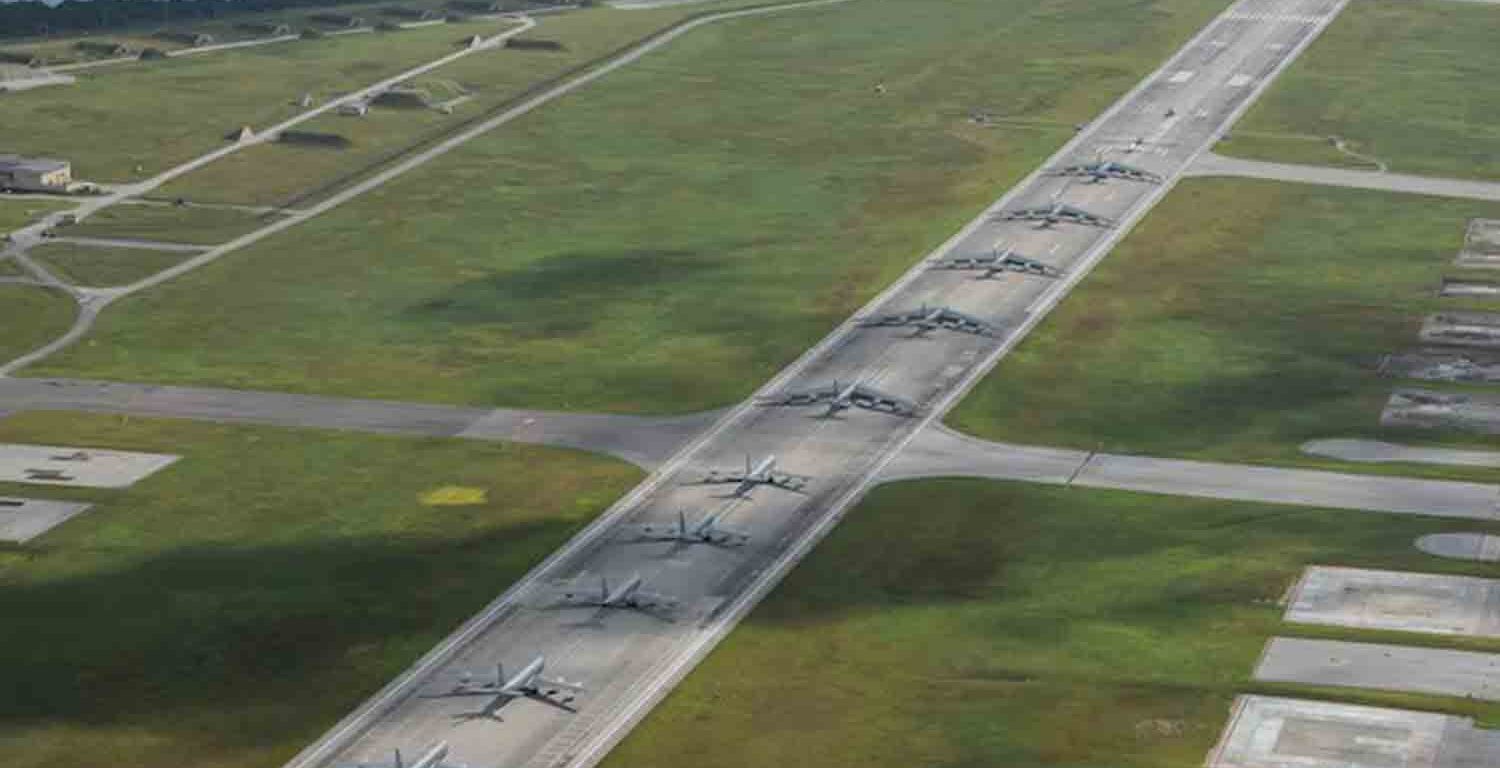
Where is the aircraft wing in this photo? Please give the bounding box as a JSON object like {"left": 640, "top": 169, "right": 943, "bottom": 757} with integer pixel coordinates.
{"left": 620, "top": 521, "right": 689, "bottom": 540}
{"left": 756, "top": 385, "right": 840, "bottom": 407}
{"left": 856, "top": 308, "right": 928, "bottom": 327}
{"left": 847, "top": 384, "right": 918, "bottom": 416}
{"left": 629, "top": 589, "right": 682, "bottom": 612}
{"left": 931, "top": 307, "right": 994, "bottom": 335}
{"left": 765, "top": 471, "right": 812, "bottom": 491}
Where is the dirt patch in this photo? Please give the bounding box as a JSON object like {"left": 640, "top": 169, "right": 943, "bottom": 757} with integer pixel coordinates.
{"left": 1381, "top": 388, "right": 1500, "bottom": 434}
{"left": 1417, "top": 311, "right": 1500, "bottom": 348}
{"left": 1380, "top": 348, "right": 1500, "bottom": 383}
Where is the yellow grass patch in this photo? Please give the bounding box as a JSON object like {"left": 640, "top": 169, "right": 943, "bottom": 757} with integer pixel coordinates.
{"left": 419, "top": 485, "right": 487, "bottom": 506}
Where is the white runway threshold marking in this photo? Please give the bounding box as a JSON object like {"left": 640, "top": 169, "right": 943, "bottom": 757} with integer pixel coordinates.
{"left": 1227, "top": 73, "right": 1254, "bottom": 87}
{"left": 1168, "top": 69, "right": 1197, "bottom": 83}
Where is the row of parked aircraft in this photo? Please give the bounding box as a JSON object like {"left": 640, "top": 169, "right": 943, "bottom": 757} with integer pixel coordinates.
{"left": 348, "top": 153, "right": 1163, "bottom": 768}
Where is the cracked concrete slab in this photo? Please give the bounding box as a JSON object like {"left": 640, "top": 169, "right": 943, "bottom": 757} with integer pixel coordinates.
{"left": 1456, "top": 219, "right": 1500, "bottom": 269}
{"left": 0, "top": 377, "right": 721, "bottom": 469}
{"left": 0, "top": 497, "right": 92, "bottom": 542}
{"left": 0, "top": 443, "right": 178, "bottom": 488}
{"left": 1208, "top": 695, "right": 1500, "bottom": 768}
{"left": 1383, "top": 388, "right": 1500, "bottom": 434}
{"left": 1284, "top": 566, "right": 1500, "bottom": 638}
{"left": 1419, "top": 312, "right": 1500, "bottom": 349}
{"left": 1255, "top": 637, "right": 1500, "bottom": 701}
{"left": 1440, "top": 279, "right": 1500, "bottom": 299}
{"left": 1380, "top": 349, "right": 1500, "bottom": 383}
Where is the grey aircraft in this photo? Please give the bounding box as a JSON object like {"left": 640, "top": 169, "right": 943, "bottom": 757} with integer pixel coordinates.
{"left": 857, "top": 304, "right": 995, "bottom": 338}
{"left": 995, "top": 200, "right": 1115, "bottom": 229}
{"left": 623, "top": 509, "right": 751, "bottom": 547}
{"left": 549, "top": 573, "right": 679, "bottom": 618}
{"left": 1047, "top": 159, "right": 1162, "bottom": 184}
{"left": 695, "top": 455, "right": 810, "bottom": 497}
{"left": 930, "top": 247, "right": 1063, "bottom": 280}
{"left": 343, "top": 743, "right": 465, "bottom": 768}
{"left": 758, "top": 380, "right": 918, "bottom": 418}
{"left": 420, "top": 656, "right": 584, "bottom": 722}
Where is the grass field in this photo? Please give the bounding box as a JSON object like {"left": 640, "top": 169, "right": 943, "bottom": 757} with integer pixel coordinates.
{"left": 947, "top": 179, "right": 1500, "bottom": 480}
{"left": 29, "top": 242, "right": 193, "bottom": 287}
{"left": 67, "top": 203, "right": 276, "bottom": 245}
{"left": 154, "top": 6, "right": 737, "bottom": 207}
{"left": 0, "top": 286, "right": 75, "bottom": 364}
{"left": 0, "top": 411, "right": 640, "bottom": 768}
{"left": 34, "top": 0, "right": 1230, "bottom": 412}
{"left": 0, "top": 198, "right": 71, "bottom": 235}
{"left": 603, "top": 479, "right": 1500, "bottom": 768}
{"left": 2, "top": 18, "right": 513, "bottom": 183}
{"left": 1217, "top": 0, "right": 1500, "bottom": 180}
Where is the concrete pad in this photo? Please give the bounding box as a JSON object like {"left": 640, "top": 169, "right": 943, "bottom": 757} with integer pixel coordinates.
{"left": 1256, "top": 637, "right": 1500, "bottom": 701}
{"left": 0, "top": 497, "right": 92, "bottom": 543}
{"left": 1285, "top": 566, "right": 1500, "bottom": 638}
{"left": 1441, "top": 280, "right": 1500, "bottom": 299}
{"left": 1209, "top": 695, "right": 1459, "bottom": 768}
{"left": 0, "top": 443, "right": 178, "bottom": 488}
{"left": 1455, "top": 219, "right": 1500, "bottom": 270}
{"left": 1302, "top": 438, "right": 1500, "bottom": 468}
{"left": 1416, "top": 533, "right": 1500, "bottom": 563}
{"left": 1380, "top": 349, "right": 1500, "bottom": 383}
{"left": 1382, "top": 388, "right": 1500, "bottom": 435}
{"left": 1419, "top": 312, "right": 1500, "bottom": 349}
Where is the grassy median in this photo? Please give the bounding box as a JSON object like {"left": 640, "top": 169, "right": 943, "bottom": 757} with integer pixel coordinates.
{"left": 1217, "top": 0, "right": 1500, "bottom": 180}
{"left": 0, "top": 411, "right": 640, "bottom": 768}
{"left": 603, "top": 479, "right": 1500, "bottom": 768}
{"left": 949, "top": 179, "right": 1500, "bottom": 480}
{"left": 34, "top": 0, "right": 1229, "bottom": 412}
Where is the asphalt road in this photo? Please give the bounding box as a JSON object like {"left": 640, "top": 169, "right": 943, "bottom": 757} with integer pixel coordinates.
{"left": 293, "top": 1, "right": 1371, "bottom": 766}
{"left": 0, "top": 377, "right": 716, "bottom": 469}
{"left": 1188, "top": 151, "right": 1500, "bottom": 201}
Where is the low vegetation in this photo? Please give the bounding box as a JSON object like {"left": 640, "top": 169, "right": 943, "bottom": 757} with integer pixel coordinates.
{"left": 67, "top": 204, "right": 275, "bottom": 245}
{"left": 0, "top": 411, "right": 641, "bottom": 768}
{"left": 3, "top": 17, "right": 513, "bottom": 182}
{"left": 29, "top": 242, "right": 193, "bottom": 287}
{"left": 37, "top": 0, "right": 1229, "bottom": 412}
{"left": 1217, "top": 0, "right": 1500, "bottom": 180}
{"left": 0, "top": 198, "right": 71, "bottom": 235}
{"left": 949, "top": 179, "right": 1500, "bottom": 480}
{"left": 0, "top": 286, "right": 75, "bottom": 365}
{"left": 604, "top": 479, "right": 1500, "bottom": 768}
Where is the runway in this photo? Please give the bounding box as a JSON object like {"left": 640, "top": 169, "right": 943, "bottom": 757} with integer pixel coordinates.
{"left": 288, "top": 0, "right": 1369, "bottom": 766}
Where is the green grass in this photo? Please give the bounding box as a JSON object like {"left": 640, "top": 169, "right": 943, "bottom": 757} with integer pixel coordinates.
{"left": 1217, "top": 0, "right": 1500, "bottom": 180}
{"left": 154, "top": 6, "right": 720, "bottom": 207}
{"left": 0, "top": 198, "right": 71, "bottom": 235}
{"left": 603, "top": 479, "right": 1500, "bottom": 768}
{"left": 67, "top": 204, "right": 274, "bottom": 245}
{"left": 35, "top": 0, "right": 1230, "bottom": 412}
{"left": 29, "top": 242, "right": 193, "bottom": 287}
{"left": 0, "top": 411, "right": 641, "bottom": 768}
{"left": 1, "top": 18, "right": 515, "bottom": 182}
{"left": 0, "top": 285, "right": 74, "bottom": 364}
{"left": 948, "top": 179, "right": 1500, "bottom": 481}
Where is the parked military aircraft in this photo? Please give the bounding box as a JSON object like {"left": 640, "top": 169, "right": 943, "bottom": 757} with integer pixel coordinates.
{"left": 549, "top": 573, "right": 679, "bottom": 618}
{"left": 1047, "top": 159, "right": 1162, "bottom": 184}
{"left": 995, "top": 200, "right": 1115, "bottom": 229}
{"left": 421, "top": 657, "right": 583, "bottom": 721}
{"left": 857, "top": 304, "right": 995, "bottom": 337}
{"left": 695, "top": 455, "right": 809, "bottom": 497}
{"left": 758, "top": 380, "right": 917, "bottom": 418}
{"left": 1099, "top": 136, "right": 1177, "bottom": 155}
{"left": 930, "top": 247, "right": 1063, "bottom": 280}
{"left": 624, "top": 509, "right": 750, "bottom": 547}
{"left": 344, "top": 743, "right": 465, "bottom": 768}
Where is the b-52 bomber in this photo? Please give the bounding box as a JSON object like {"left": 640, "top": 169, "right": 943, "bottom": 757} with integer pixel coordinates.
{"left": 857, "top": 304, "right": 995, "bottom": 338}
{"left": 548, "top": 573, "right": 679, "bottom": 618}
{"left": 1047, "top": 159, "right": 1162, "bottom": 184}
{"left": 342, "top": 743, "right": 465, "bottom": 768}
{"left": 421, "top": 656, "right": 584, "bottom": 722}
{"left": 624, "top": 509, "right": 750, "bottom": 547}
{"left": 758, "top": 380, "right": 917, "bottom": 419}
{"left": 995, "top": 200, "right": 1115, "bottom": 229}
{"left": 930, "top": 247, "right": 1063, "bottom": 280}
{"left": 694, "top": 455, "right": 809, "bottom": 498}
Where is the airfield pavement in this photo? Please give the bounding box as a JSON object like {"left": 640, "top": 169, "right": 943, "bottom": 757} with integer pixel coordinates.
{"left": 1285, "top": 566, "right": 1500, "bottom": 638}
{"left": 1188, "top": 152, "right": 1500, "bottom": 201}
{"left": 1255, "top": 637, "right": 1500, "bottom": 701}
{"left": 278, "top": 0, "right": 1384, "bottom": 765}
